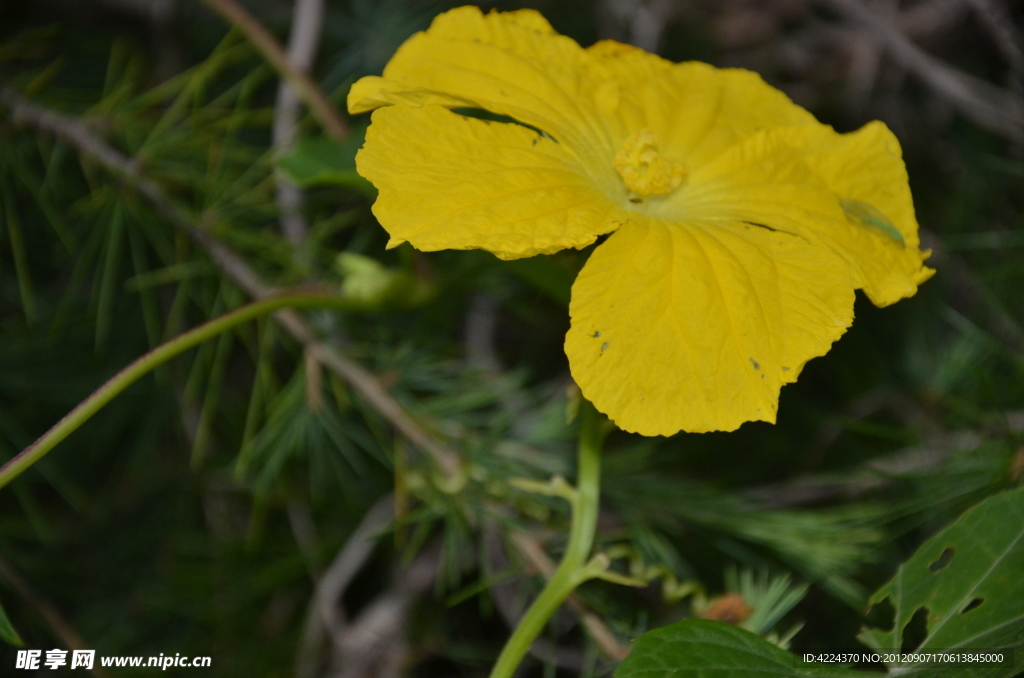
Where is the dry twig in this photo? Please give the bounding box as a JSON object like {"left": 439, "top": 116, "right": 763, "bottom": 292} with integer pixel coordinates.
{"left": 509, "top": 531, "right": 632, "bottom": 662}
{"left": 0, "top": 86, "right": 460, "bottom": 479}
{"left": 273, "top": 0, "right": 328, "bottom": 247}
{"left": 599, "top": 0, "right": 680, "bottom": 52}
{"left": 196, "top": 0, "right": 347, "bottom": 140}
{"left": 484, "top": 519, "right": 587, "bottom": 670}
{"left": 899, "top": 0, "right": 969, "bottom": 39}
{"left": 330, "top": 547, "right": 438, "bottom": 678}
{"left": 822, "top": 0, "right": 1024, "bottom": 141}
{"left": 295, "top": 496, "right": 395, "bottom": 678}
{"left": 484, "top": 514, "right": 631, "bottom": 667}
{"left": 965, "top": 0, "right": 1024, "bottom": 83}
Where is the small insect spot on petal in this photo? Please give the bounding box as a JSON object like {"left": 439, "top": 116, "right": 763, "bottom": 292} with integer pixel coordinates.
{"left": 781, "top": 366, "right": 790, "bottom": 371}
{"left": 592, "top": 331, "right": 601, "bottom": 338}
{"left": 749, "top": 357, "right": 760, "bottom": 370}
{"left": 601, "top": 342, "right": 610, "bottom": 353}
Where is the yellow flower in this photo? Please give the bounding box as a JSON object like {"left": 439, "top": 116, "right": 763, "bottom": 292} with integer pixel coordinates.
{"left": 347, "top": 6, "right": 934, "bottom": 436}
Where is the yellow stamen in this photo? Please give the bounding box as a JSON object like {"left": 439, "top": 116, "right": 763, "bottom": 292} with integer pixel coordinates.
{"left": 614, "top": 129, "right": 687, "bottom": 196}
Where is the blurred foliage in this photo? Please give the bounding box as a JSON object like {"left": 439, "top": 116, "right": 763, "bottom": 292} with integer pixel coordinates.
{"left": 0, "top": 0, "right": 1023, "bottom": 676}
{"left": 619, "top": 487, "right": 1024, "bottom": 678}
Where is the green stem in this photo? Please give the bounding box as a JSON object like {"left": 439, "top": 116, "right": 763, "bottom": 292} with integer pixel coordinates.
{"left": 489, "top": 401, "right": 607, "bottom": 678}
{"left": 0, "top": 293, "right": 353, "bottom": 490}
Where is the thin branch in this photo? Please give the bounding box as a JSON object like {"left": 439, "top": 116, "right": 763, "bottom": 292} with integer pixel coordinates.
{"left": 196, "top": 0, "right": 347, "bottom": 140}
{"left": 272, "top": 0, "right": 328, "bottom": 402}
{"left": 509, "top": 531, "right": 632, "bottom": 662}
{"left": 600, "top": 0, "right": 681, "bottom": 53}
{"left": 295, "top": 495, "right": 394, "bottom": 678}
{"left": 319, "top": 496, "right": 394, "bottom": 636}
{"left": 964, "top": 0, "right": 1024, "bottom": 85}
{"left": 307, "top": 342, "right": 459, "bottom": 476}
{"left": 0, "top": 86, "right": 460, "bottom": 479}
{"left": 274, "top": 0, "right": 327, "bottom": 151}
{"left": 484, "top": 517, "right": 586, "bottom": 669}
{"left": 822, "top": 0, "right": 1024, "bottom": 142}
{"left": 332, "top": 545, "right": 439, "bottom": 678}
{"left": 899, "top": 0, "right": 968, "bottom": 40}
{"left": 276, "top": 173, "right": 310, "bottom": 246}
{"left": 273, "top": 0, "right": 326, "bottom": 246}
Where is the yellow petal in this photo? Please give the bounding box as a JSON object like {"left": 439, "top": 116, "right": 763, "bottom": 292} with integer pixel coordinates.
{"left": 424, "top": 5, "right": 557, "bottom": 40}
{"left": 347, "top": 6, "right": 615, "bottom": 164}
{"left": 566, "top": 216, "right": 854, "bottom": 435}
{"left": 787, "top": 121, "right": 935, "bottom": 306}
{"left": 357, "top": 104, "right": 626, "bottom": 259}
{"left": 585, "top": 44, "right": 818, "bottom": 164}
{"left": 669, "top": 126, "right": 933, "bottom": 309}
{"left": 348, "top": 75, "right": 476, "bottom": 115}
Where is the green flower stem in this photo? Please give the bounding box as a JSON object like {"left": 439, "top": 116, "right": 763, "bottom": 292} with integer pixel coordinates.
{"left": 0, "top": 293, "right": 354, "bottom": 491}
{"left": 489, "top": 400, "right": 607, "bottom": 678}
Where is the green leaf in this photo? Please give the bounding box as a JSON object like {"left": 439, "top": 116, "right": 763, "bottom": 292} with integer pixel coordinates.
{"left": 276, "top": 133, "right": 376, "bottom": 196}
{"left": 0, "top": 597, "right": 24, "bottom": 647}
{"left": 615, "top": 619, "right": 863, "bottom": 678}
{"left": 858, "top": 487, "right": 1024, "bottom": 677}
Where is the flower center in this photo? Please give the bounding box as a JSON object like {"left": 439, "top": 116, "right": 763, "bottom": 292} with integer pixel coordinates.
{"left": 614, "top": 129, "right": 687, "bottom": 196}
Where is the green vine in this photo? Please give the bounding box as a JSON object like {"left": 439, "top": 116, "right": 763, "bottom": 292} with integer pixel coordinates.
{"left": 489, "top": 401, "right": 608, "bottom": 678}
{"left": 0, "top": 293, "right": 355, "bottom": 490}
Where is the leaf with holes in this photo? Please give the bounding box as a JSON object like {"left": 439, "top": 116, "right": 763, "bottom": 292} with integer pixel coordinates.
{"left": 858, "top": 486, "right": 1024, "bottom": 677}
{"left": 614, "top": 619, "right": 864, "bottom": 678}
